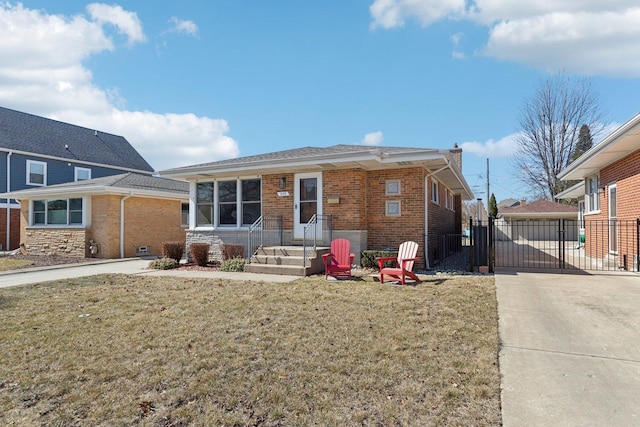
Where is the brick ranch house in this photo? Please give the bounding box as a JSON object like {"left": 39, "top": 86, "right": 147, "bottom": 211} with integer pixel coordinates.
{"left": 159, "top": 144, "right": 474, "bottom": 271}
{"left": 557, "top": 112, "right": 640, "bottom": 270}
{"left": 1, "top": 173, "right": 188, "bottom": 258}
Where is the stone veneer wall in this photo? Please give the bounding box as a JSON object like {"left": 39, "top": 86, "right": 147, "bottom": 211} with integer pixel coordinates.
{"left": 24, "top": 228, "right": 87, "bottom": 257}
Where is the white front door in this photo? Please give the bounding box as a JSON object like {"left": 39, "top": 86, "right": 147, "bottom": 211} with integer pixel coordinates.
{"left": 294, "top": 172, "right": 322, "bottom": 239}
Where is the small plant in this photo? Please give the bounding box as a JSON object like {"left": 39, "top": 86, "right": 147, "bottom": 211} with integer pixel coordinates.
{"left": 161, "top": 241, "right": 184, "bottom": 263}
{"left": 361, "top": 250, "right": 398, "bottom": 269}
{"left": 189, "top": 243, "right": 210, "bottom": 267}
{"left": 222, "top": 244, "right": 245, "bottom": 260}
{"left": 148, "top": 257, "right": 179, "bottom": 270}
{"left": 220, "top": 257, "right": 246, "bottom": 272}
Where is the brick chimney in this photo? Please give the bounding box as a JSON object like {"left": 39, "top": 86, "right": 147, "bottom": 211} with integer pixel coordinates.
{"left": 449, "top": 143, "right": 462, "bottom": 169}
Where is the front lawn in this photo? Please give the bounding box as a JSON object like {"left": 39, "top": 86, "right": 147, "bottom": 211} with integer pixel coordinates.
{"left": 0, "top": 273, "right": 500, "bottom": 426}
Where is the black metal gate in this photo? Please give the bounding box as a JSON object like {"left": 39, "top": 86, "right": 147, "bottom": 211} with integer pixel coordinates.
{"left": 487, "top": 218, "right": 640, "bottom": 272}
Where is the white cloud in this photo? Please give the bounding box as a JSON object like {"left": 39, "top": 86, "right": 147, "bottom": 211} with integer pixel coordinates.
{"left": 460, "top": 133, "right": 520, "bottom": 158}
{"left": 370, "top": 0, "right": 466, "bottom": 29}
{"left": 167, "top": 17, "right": 198, "bottom": 36}
{"left": 361, "top": 131, "right": 384, "bottom": 146}
{"left": 86, "top": 3, "right": 145, "bottom": 45}
{"left": 0, "top": 3, "right": 238, "bottom": 171}
{"left": 369, "top": 0, "right": 640, "bottom": 77}
{"left": 482, "top": 8, "right": 640, "bottom": 77}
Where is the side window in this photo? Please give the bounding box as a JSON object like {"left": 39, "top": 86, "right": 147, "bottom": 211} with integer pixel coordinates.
{"left": 27, "top": 160, "right": 47, "bottom": 186}
{"left": 431, "top": 179, "right": 439, "bottom": 204}
{"left": 181, "top": 203, "right": 189, "bottom": 227}
{"left": 75, "top": 167, "right": 91, "bottom": 181}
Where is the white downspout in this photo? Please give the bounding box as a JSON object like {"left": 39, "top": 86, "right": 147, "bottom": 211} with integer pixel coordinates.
{"left": 6, "top": 151, "right": 12, "bottom": 251}
{"left": 120, "top": 193, "right": 132, "bottom": 258}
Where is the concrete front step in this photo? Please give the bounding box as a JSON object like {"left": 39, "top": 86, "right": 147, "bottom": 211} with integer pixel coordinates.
{"left": 248, "top": 245, "right": 329, "bottom": 276}
{"left": 244, "top": 263, "right": 309, "bottom": 276}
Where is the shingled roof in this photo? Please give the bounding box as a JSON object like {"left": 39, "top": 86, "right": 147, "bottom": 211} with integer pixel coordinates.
{"left": 500, "top": 199, "right": 578, "bottom": 219}
{"left": 164, "top": 144, "right": 436, "bottom": 171}
{"left": 1, "top": 173, "right": 188, "bottom": 199}
{"left": 0, "top": 107, "right": 154, "bottom": 173}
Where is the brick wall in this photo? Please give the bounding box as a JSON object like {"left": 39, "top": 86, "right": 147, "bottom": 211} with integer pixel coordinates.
{"left": 262, "top": 173, "right": 294, "bottom": 229}
{"left": 364, "top": 168, "right": 426, "bottom": 267}
{"left": 118, "top": 197, "right": 185, "bottom": 258}
{"left": 20, "top": 195, "right": 185, "bottom": 259}
{"left": 323, "top": 169, "right": 367, "bottom": 230}
{"left": 586, "top": 149, "right": 640, "bottom": 265}
{"left": 90, "top": 195, "right": 121, "bottom": 258}
{"left": 427, "top": 176, "right": 457, "bottom": 262}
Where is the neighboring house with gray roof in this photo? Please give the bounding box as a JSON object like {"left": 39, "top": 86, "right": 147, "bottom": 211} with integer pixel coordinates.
{"left": 1, "top": 173, "right": 188, "bottom": 259}
{"left": 496, "top": 199, "right": 579, "bottom": 241}
{"left": 160, "top": 143, "right": 474, "bottom": 274}
{"left": 0, "top": 106, "right": 155, "bottom": 250}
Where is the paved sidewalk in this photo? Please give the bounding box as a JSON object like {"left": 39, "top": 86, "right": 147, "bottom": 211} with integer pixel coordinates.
{"left": 496, "top": 270, "right": 640, "bottom": 426}
{"left": 0, "top": 258, "right": 300, "bottom": 288}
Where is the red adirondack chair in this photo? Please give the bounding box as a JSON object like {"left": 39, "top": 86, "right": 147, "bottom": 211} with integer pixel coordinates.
{"left": 322, "top": 238, "right": 355, "bottom": 279}
{"left": 377, "top": 241, "right": 420, "bottom": 285}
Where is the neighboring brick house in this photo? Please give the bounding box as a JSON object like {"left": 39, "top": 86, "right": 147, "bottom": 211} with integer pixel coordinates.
{"left": 557, "top": 112, "right": 640, "bottom": 268}
{"left": 0, "top": 106, "right": 154, "bottom": 250}
{"left": 1, "top": 173, "right": 188, "bottom": 258}
{"left": 159, "top": 144, "right": 474, "bottom": 269}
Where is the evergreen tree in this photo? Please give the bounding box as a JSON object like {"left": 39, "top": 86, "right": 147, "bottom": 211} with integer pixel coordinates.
{"left": 489, "top": 193, "right": 498, "bottom": 218}
{"left": 570, "top": 124, "right": 593, "bottom": 162}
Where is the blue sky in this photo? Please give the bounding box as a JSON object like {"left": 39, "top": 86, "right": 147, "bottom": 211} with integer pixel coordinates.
{"left": 1, "top": 1, "right": 639, "bottom": 203}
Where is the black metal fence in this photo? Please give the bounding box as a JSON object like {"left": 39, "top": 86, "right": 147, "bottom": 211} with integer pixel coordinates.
{"left": 489, "top": 218, "right": 640, "bottom": 272}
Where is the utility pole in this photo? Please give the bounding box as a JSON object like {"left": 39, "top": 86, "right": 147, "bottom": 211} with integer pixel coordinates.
{"left": 486, "top": 158, "right": 490, "bottom": 205}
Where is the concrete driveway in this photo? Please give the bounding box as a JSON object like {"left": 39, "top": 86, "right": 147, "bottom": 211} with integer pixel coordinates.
{"left": 496, "top": 270, "right": 640, "bottom": 426}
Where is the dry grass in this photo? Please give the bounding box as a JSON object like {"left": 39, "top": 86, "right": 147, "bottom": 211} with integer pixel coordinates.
{"left": 0, "top": 258, "right": 34, "bottom": 271}
{"left": 0, "top": 273, "right": 500, "bottom": 426}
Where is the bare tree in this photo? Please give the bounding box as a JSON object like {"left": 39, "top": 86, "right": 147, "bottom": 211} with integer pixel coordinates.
{"left": 513, "top": 73, "right": 606, "bottom": 200}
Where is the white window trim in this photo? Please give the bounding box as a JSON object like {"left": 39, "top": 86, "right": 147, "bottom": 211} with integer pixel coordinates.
{"left": 385, "top": 179, "right": 401, "bottom": 196}
{"left": 181, "top": 202, "right": 189, "bottom": 227}
{"left": 29, "top": 197, "right": 86, "bottom": 227}
{"left": 386, "top": 200, "right": 401, "bottom": 217}
{"left": 27, "top": 160, "right": 47, "bottom": 186}
{"left": 431, "top": 178, "right": 440, "bottom": 204}
{"left": 74, "top": 167, "right": 91, "bottom": 181}
{"left": 194, "top": 176, "right": 262, "bottom": 230}
{"left": 584, "top": 174, "right": 601, "bottom": 215}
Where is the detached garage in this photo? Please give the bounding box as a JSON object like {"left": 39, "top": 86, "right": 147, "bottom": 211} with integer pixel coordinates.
{"left": 496, "top": 200, "right": 579, "bottom": 242}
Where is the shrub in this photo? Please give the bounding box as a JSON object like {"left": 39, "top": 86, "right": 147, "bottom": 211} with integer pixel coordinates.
{"left": 361, "top": 250, "right": 398, "bottom": 269}
{"left": 148, "top": 257, "right": 179, "bottom": 270}
{"left": 220, "top": 257, "right": 246, "bottom": 272}
{"left": 190, "top": 243, "right": 210, "bottom": 267}
{"left": 222, "top": 244, "right": 245, "bottom": 260}
{"left": 161, "top": 241, "right": 184, "bottom": 263}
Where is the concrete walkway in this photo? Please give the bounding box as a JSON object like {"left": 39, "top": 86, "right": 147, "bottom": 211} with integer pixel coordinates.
{"left": 496, "top": 270, "right": 640, "bottom": 426}
{"left": 0, "top": 258, "right": 300, "bottom": 288}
